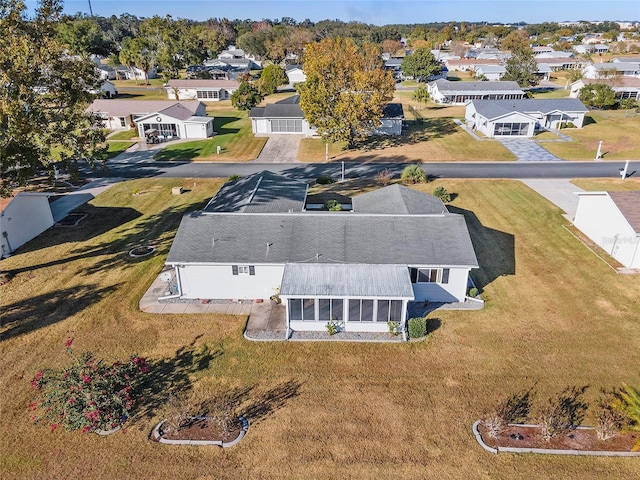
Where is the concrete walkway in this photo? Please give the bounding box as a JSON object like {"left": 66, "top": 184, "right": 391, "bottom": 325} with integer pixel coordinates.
{"left": 253, "top": 134, "right": 302, "bottom": 162}
{"left": 498, "top": 138, "right": 563, "bottom": 162}
{"left": 520, "top": 179, "right": 585, "bottom": 221}
{"left": 50, "top": 177, "right": 123, "bottom": 222}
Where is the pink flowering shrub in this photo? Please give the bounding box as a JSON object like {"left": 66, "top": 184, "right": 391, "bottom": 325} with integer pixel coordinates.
{"left": 30, "top": 339, "right": 149, "bottom": 433}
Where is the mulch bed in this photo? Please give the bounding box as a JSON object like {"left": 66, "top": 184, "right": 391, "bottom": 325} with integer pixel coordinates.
{"left": 159, "top": 417, "right": 244, "bottom": 443}
{"left": 478, "top": 422, "right": 638, "bottom": 452}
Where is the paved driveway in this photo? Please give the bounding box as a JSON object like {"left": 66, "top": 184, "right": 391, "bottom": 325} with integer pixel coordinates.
{"left": 254, "top": 134, "right": 302, "bottom": 163}
{"left": 499, "top": 138, "right": 562, "bottom": 162}
{"left": 520, "top": 179, "right": 585, "bottom": 221}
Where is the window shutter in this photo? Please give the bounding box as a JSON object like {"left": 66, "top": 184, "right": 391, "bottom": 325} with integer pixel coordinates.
{"left": 249, "top": 266, "right": 255, "bottom": 276}
{"left": 410, "top": 267, "right": 417, "bottom": 283}
{"left": 442, "top": 268, "right": 450, "bottom": 284}
{"left": 232, "top": 265, "right": 238, "bottom": 275}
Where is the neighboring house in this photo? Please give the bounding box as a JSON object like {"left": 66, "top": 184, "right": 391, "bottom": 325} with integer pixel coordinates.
{"left": 532, "top": 46, "right": 554, "bottom": 54}
{"left": 115, "top": 65, "right": 158, "bottom": 81}
{"left": 285, "top": 64, "right": 306, "bottom": 84}
{"left": 0, "top": 193, "right": 54, "bottom": 258}
{"left": 250, "top": 95, "right": 316, "bottom": 136}
{"left": 582, "top": 62, "right": 640, "bottom": 79}
{"left": 534, "top": 51, "right": 574, "bottom": 59}
{"left": 428, "top": 79, "right": 525, "bottom": 105}
{"left": 204, "top": 57, "right": 261, "bottom": 72}
{"left": 574, "top": 191, "right": 640, "bottom": 269}
{"left": 87, "top": 99, "right": 209, "bottom": 137}
{"left": 535, "top": 57, "right": 585, "bottom": 71}
{"left": 250, "top": 95, "right": 403, "bottom": 137}
{"left": 445, "top": 58, "right": 501, "bottom": 73}
{"left": 464, "top": 98, "right": 588, "bottom": 138}
{"left": 474, "top": 65, "right": 506, "bottom": 81}
{"left": 570, "top": 78, "right": 640, "bottom": 100}
{"left": 95, "top": 64, "right": 117, "bottom": 80}
{"left": 99, "top": 80, "right": 117, "bottom": 99}
{"left": 164, "top": 172, "right": 479, "bottom": 338}
{"left": 594, "top": 44, "right": 610, "bottom": 54}
{"left": 134, "top": 104, "right": 215, "bottom": 140}
{"left": 165, "top": 79, "right": 240, "bottom": 101}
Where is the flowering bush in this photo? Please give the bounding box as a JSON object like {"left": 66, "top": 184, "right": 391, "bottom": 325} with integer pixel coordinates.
{"left": 29, "top": 339, "right": 149, "bottom": 433}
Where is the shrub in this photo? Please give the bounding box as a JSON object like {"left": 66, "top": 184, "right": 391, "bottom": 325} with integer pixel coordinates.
{"left": 432, "top": 185, "right": 451, "bottom": 203}
{"left": 387, "top": 321, "right": 400, "bottom": 335}
{"left": 325, "top": 199, "right": 342, "bottom": 211}
{"left": 469, "top": 287, "right": 479, "bottom": 298}
{"left": 401, "top": 164, "right": 427, "bottom": 184}
{"left": 375, "top": 168, "right": 393, "bottom": 186}
{"left": 594, "top": 392, "right": 628, "bottom": 441}
{"left": 615, "top": 382, "right": 640, "bottom": 450}
{"left": 408, "top": 317, "right": 426, "bottom": 338}
{"left": 316, "top": 175, "right": 335, "bottom": 185}
{"left": 536, "top": 386, "right": 589, "bottom": 442}
{"left": 228, "top": 174, "right": 240, "bottom": 181}
{"left": 483, "top": 388, "right": 535, "bottom": 438}
{"left": 326, "top": 320, "right": 339, "bottom": 335}
{"left": 618, "top": 98, "right": 639, "bottom": 110}
{"left": 29, "top": 339, "right": 149, "bottom": 433}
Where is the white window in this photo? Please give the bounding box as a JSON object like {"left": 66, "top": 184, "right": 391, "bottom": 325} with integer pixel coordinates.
{"left": 237, "top": 266, "right": 250, "bottom": 275}
{"left": 411, "top": 268, "right": 450, "bottom": 284}
{"left": 232, "top": 265, "right": 255, "bottom": 275}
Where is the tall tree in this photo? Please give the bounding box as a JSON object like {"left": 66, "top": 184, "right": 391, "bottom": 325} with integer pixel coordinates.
{"left": 231, "top": 81, "right": 262, "bottom": 110}
{"left": 578, "top": 83, "right": 616, "bottom": 109}
{"left": 501, "top": 50, "right": 539, "bottom": 87}
{"left": 298, "top": 37, "right": 394, "bottom": 148}
{"left": 0, "top": 0, "right": 106, "bottom": 195}
{"left": 500, "top": 30, "right": 531, "bottom": 54}
{"left": 57, "top": 17, "right": 114, "bottom": 57}
{"left": 401, "top": 47, "right": 442, "bottom": 82}
{"left": 258, "top": 64, "right": 288, "bottom": 95}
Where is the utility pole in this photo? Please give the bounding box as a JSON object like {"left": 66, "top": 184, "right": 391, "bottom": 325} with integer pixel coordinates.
{"left": 88, "top": 0, "right": 94, "bottom": 16}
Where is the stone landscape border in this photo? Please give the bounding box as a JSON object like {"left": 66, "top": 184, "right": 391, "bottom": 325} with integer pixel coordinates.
{"left": 472, "top": 420, "right": 640, "bottom": 457}
{"left": 152, "top": 416, "right": 249, "bottom": 448}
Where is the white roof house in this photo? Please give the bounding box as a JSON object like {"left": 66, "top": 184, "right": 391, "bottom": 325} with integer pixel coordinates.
{"left": 574, "top": 191, "right": 640, "bottom": 269}
{"left": 582, "top": 62, "right": 640, "bottom": 79}
{"left": 428, "top": 79, "right": 525, "bottom": 105}
{"left": 1, "top": 193, "right": 54, "bottom": 258}
{"left": 165, "top": 171, "right": 479, "bottom": 339}
{"left": 570, "top": 78, "right": 640, "bottom": 101}
{"left": 464, "top": 98, "right": 588, "bottom": 138}
{"left": 285, "top": 65, "right": 306, "bottom": 85}
{"left": 165, "top": 79, "right": 240, "bottom": 101}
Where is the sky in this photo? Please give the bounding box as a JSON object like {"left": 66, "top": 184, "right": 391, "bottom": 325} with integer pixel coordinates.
{"left": 26, "top": 0, "right": 640, "bottom": 25}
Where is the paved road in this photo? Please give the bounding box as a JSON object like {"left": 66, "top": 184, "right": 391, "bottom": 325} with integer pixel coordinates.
{"left": 95, "top": 160, "right": 640, "bottom": 181}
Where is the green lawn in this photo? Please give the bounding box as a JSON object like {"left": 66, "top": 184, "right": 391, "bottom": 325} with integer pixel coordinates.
{"left": 153, "top": 110, "right": 266, "bottom": 162}
{"left": 104, "top": 141, "right": 135, "bottom": 159}
{"left": 108, "top": 130, "right": 138, "bottom": 141}
{"left": 115, "top": 87, "right": 168, "bottom": 101}
{"left": 539, "top": 110, "right": 640, "bottom": 160}
{"left": 1, "top": 178, "right": 639, "bottom": 478}
{"left": 529, "top": 88, "right": 571, "bottom": 99}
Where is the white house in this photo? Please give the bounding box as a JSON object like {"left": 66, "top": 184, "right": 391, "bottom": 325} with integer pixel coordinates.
{"left": 474, "top": 64, "right": 506, "bottom": 81}
{"left": 570, "top": 78, "right": 640, "bottom": 101}
{"left": 285, "top": 65, "right": 306, "bottom": 85}
{"left": 87, "top": 99, "right": 208, "bottom": 134}
{"left": 582, "top": 62, "right": 640, "bottom": 79}
{"left": 1, "top": 193, "right": 54, "bottom": 258}
{"left": 464, "top": 98, "right": 588, "bottom": 138}
{"left": 165, "top": 79, "right": 240, "bottom": 101}
{"left": 165, "top": 172, "right": 479, "bottom": 338}
{"left": 574, "top": 191, "right": 640, "bottom": 269}
{"left": 374, "top": 103, "right": 404, "bottom": 136}
{"left": 135, "top": 104, "right": 215, "bottom": 140}
{"left": 99, "top": 80, "right": 117, "bottom": 99}
{"left": 115, "top": 65, "right": 158, "bottom": 81}
{"left": 428, "top": 79, "right": 525, "bottom": 105}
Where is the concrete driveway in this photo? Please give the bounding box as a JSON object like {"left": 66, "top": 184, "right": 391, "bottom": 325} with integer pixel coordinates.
{"left": 254, "top": 134, "right": 302, "bottom": 163}
{"left": 520, "top": 179, "right": 585, "bottom": 221}
{"left": 499, "top": 138, "right": 562, "bottom": 162}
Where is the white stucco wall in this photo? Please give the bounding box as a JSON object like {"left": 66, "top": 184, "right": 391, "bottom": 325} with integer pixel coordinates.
{"left": 175, "top": 264, "right": 285, "bottom": 300}
{"left": 251, "top": 118, "right": 269, "bottom": 135}
{"left": 1, "top": 194, "right": 54, "bottom": 257}
{"left": 167, "top": 88, "right": 235, "bottom": 101}
{"left": 574, "top": 193, "right": 640, "bottom": 268}
{"left": 411, "top": 267, "right": 470, "bottom": 302}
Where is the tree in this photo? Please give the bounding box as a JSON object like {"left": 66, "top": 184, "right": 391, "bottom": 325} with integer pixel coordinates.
{"left": 381, "top": 39, "right": 403, "bottom": 55}
{"left": 578, "top": 83, "right": 617, "bottom": 109}
{"left": 502, "top": 50, "right": 539, "bottom": 87}
{"left": 412, "top": 85, "right": 430, "bottom": 106}
{"left": 57, "top": 17, "right": 114, "bottom": 57}
{"left": 231, "top": 81, "right": 262, "bottom": 110}
{"left": 500, "top": 30, "right": 530, "bottom": 54}
{"left": 258, "top": 64, "right": 288, "bottom": 95}
{"left": 298, "top": 37, "right": 395, "bottom": 148}
{"left": 0, "top": 0, "right": 106, "bottom": 195}
{"left": 401, "top": 47, "right": 442, "bottom": 82}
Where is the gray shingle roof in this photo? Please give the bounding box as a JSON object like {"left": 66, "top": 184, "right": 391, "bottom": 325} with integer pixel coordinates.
{"left": 382, "top": 103, "right": 404, "bottom": 118}
{"left": 431, "top": 79, "right": 523, "bottom": 94}
{"left": 280, "top": 263, "right": 414, "bottom": 298}
{"left": 166, "top": 211, "right": 478, "bottom": 267}
{"left": 609, "top": 191, "right": 640, "bottom": 233}
{"left": 352, "top": 184, "right": 447, "bottom": 214}
{"left": 87, "top": 100, "right": 202, "bottom": 118}
{"left": 470, "top": 98, "right": 588, "bottom": 120}
{"left": 158, "top": 103, "right": 199, "bottom": 121}
{"left": 203, "top": 171, "right": 308, "bottom": 213}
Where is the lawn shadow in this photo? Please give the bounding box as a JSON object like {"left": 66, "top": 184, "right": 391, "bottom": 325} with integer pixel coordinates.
{"left": 0, "top": 284, "right": 117, "bottom": 341}
{"left": 214, "top": 116, "right": 241, "bottom": 135}
{"left": 154, "top": 147, "right": 206, "bottom": 161}
{"left": 238, "top": 380, "right": 303, "bottom": 426}
{"left": 351, "top": 118, "right": 458, "bottom": 152}
{"left": 583, "top": 115, "right": 597, "bottom": 126}
{"left": 137, "top": 337, "right": 223, "bottom": 421}
{"left": 447, "top": 205, "right": 515, "bottom": 291}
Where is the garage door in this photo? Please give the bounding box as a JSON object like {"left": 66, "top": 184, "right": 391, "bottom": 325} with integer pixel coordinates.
{"left": 270, "top": 119, "right": 302, "bottom": 133}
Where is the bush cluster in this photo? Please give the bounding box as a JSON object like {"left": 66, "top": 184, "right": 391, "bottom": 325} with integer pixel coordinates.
{"left": 408, "top": 317, "right": 426, "bottom": 338}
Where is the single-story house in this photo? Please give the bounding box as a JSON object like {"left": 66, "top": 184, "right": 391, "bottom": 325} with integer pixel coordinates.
{"left": 445, "top": 58, "right": 500, "bottom": 73}
{"left": 95, "top": 64, "right": 117, "bottom": 80}
{"left": 249, "top": 96, "right": 404, "bottom": 137}
{"left": 98, "top": 80, "right": 117, "bottom": 98}
{"left": 204, "top": 57, "right": 261, "bottom": 72}
{"left": 582, "top": 62, "right": 640, "bottom": 79}
{"left": 1, "top": 193, "right": 54, "bottom": 258}
{"left": 574, "top": 191, "right": 640, "bottom": 269}
{"left": 87, "top": 99, "right": 209, "bottom": 136}
{"left": 428, "top": 79, "right": 525, "bottom": 105}
{"left": 535, "top": 57, "right": 584, "bottom": 71}
{"left": 165, "top": 79, "right": 240, "bottom": 101}
{"left": 532, "top": 46, "right": 554, "bottom": 54}
{"left": 285, "top": 65, "right": 306, "bottom": 84}
{"left": 474, "top": 65, "right": 506, "bottom": 81}
{"left": 165, "top": 171, "right": 479, "bottom": 338}
{"left": 115, "top": 65, "right": 158, "bottom": 81}
{"left": 570, "top": 78, "right": 640, "bottom": 101}
{"left": 464, "top": 98, "right": 588, "bottom": 137}
{"left": 135, "top": 104, "right": 215, "bottom": 140}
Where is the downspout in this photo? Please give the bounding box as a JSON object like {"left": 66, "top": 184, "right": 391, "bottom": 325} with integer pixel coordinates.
{"left": 174, "top": 265, "right": 183, "bottom": 298}
{"left": 284, "top": 299, "right": 291, "bottom": 340}
{"left": 402, "top": 300, "right": 408, "bottom": 342}
{"left": 630, "top": 236, "right": 640, "bottom": 268}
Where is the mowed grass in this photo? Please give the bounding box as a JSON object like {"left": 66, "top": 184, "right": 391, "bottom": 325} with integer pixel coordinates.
{"left": 1, "top": 179, "right": 640, "bottom": 479}
{"left": 572, "top": 177, "right": 640, "bottom": 191}
{"left": 297, "top": 99, "right": 515, "bottom": 162}
{"left": 153, "top": 109, "right": 266, "bottom": 162}
{"left": 539, "top": 110, "right": 640, "bottom": 160}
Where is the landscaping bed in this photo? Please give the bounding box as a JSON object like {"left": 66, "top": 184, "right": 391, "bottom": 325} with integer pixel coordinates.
{"left": 477, "top": 422, "right": 639, "bottom": 454}
{"left": 152, "top": 416, "right": 248, "bottom": 447}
